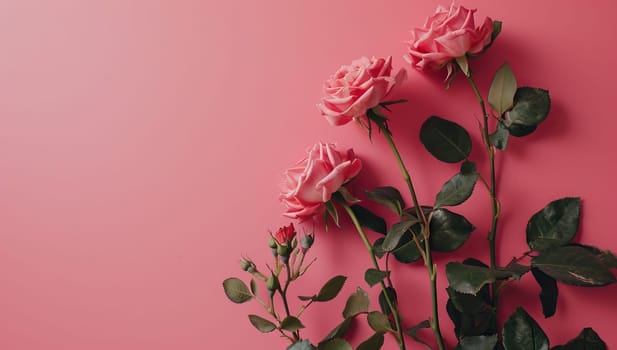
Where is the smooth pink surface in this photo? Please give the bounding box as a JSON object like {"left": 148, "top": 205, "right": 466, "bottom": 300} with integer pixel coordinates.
{"left": 1, "top": 1, "right": 616, "bottom": 349}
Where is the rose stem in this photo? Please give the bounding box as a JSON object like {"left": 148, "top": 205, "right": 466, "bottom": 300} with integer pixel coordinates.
{"left": 464, "top": 72, "right": 500, "bottom": 308}
{"left": 380, "top": 127, "right": 446, "bottom": 350}
{"left": 280, "top": 260, "right": 300, "bottom": 341}
{"left": 340, "top": 202, "right": 407, "bottom": 350}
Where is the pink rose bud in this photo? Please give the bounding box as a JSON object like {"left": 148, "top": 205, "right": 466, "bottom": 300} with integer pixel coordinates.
{"left": 404, "top": 4, "right": 495, "bottom": 71}
{"left": 280, "top": 142, "right": 362, "bottom": 222}
{"left": 317, "top": 56, "right": 406, "bottom": 126}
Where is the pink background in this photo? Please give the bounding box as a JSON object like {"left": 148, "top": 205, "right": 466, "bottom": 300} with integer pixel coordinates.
{"left": 1, "top": 0, "right": 616, "bottom": 349}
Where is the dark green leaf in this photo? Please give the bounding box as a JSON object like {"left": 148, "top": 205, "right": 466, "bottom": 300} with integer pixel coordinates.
{"left": 575, "top": 244, "right": 617, "bottom": 269}
{"left": 337, "top": 187, "right": 361, "bottom": 205}
{"left": 383, "top": 219, "right": 417, "bottom": 251}
{"left": 447, "top": 297, "right": 496, "bottom": 338}
{"left": 365, "top": 187, "right": 405, "bottom": 216}
{"left": 342, "top": 287, "right": 370, "bottom": 318}
{"left": 435, "top": 171, "right": 479, "bottom": 207}
{"left": 357, "top": 333, "right": 385, "bottom": 350}
{"left": 490, "top": 122, "right": 510, "bottom": 150}
{"left": 248, "top": 314, "right": 277, "bottom": 333}
{"left": 508, "top": 123, "right": 537, "bottom": 137}
{"left": 488, "top": 63, "right": 517, "bottom": 116}
{"left": 281, "top": 316, "right": 305, "bottom": 332}
{"left": 430, "top": 208, "right": 476, "bottom": 252}
{"left": 532, "top": 246, "right": 616, "bottom": 286}
{"left": 505, "top": 260, "right": 532, "bottom": 279}
{"left": 552, "top": 328, "right": 607, "bottom": 350}
{"left": 531, "top": 268, "right": 558, "bottom": 318}
{"left": 446, "top": 262, "right": 513, "bottom": 295}
{"left": 508, "top": 87, "right": 551, "bottom": 126}
{"left": 420, "top": 116, "right": 472, "bottom": 163}
{"left": 351, "top": 205, "right": 387, "bottom": 235}
{"left": 526, "top": 197, "right": 581, "bottom": 251}
{"left": 367, "top": 311, "right": 392, "bottom": 333}
{"left": 321, "top": 318, "right": 353, "bottom": 343}
{"left": 405, "top": 320, "right": 431, "bottom": 348}
{"left": 460, "top": 160, "right": 476, "bottom": 174}
{"left": 392, "top": 232, "right": 423, "bottom": 263}
{"left": 223, "top": 277, "right": 253, "bottom": 304}
{"left": 314, "top": 275, "right": 347, "bottom": 302}
{"left": 373, "top": 238, "right": 387, "bottom": 259}
{"left": 287, "top": 340, "right": 317, "bottom": 350}
{"left": 502, "top": 307, "right": 549, "bottom": 350}
{"left": 460, "top": 334, "right": 498, "bottom": 350}
{"left": 447, "top": 287, "right": 488, "bottom": 314}
{"left": 318, "top": 338, "right": 352, "bottom": 350}
{"left": 378, "top": 287, "right": 397, "bottom": 315}
{"left": 365, "top": 269, "right": 390, "bottom": 287}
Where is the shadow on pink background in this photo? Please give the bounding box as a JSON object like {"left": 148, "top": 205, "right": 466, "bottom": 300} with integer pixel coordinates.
{"left": 1, "top": 0, "right": 616, "bottom": 349}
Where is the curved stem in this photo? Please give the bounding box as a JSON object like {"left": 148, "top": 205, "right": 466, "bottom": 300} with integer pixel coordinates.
{"left": 380, "top": 129, "right": 446, "bottom": 350}
{"left": 341, "top": 203, "right": 406, "bottom": 350}
{"left": 464, "top": 74, "right": 500, "bottom": 308}
{"left": 280, "top": 262, "right": 300, "bottom": 341}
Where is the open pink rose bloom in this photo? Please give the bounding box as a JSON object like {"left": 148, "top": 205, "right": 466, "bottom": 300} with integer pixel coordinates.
{"left": 280, "top": 142, "right": 362, "bottom": 221}
{"left": 318, "top": 56, "right": 406, "bottom": 126}
{"left": 405, "top": 4, "right": 494, "bottom": 71}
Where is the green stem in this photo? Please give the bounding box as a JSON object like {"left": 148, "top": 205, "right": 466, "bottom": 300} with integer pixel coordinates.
{"left": 464, "top": 73, "right": 500, "bottom": 308}
{"left": 281, "top": 261, "right": 300, "bottom": 341}
{"left": 341, "top": 203, "right": 406, "bottom": 350}
{"left": 380, "top": 128, "right": 446, "bottom": 350}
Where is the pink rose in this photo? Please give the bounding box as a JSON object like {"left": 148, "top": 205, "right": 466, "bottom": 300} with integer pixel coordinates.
{"left": 317, "top": 56, "right": 406, "bottom": 126}
{"left": 274, "top": 223, "right": 296, "bottom": 245}
{"left": 404, "top": 4, "right": 495, "bottom": 71}
{"left": 280, "top": 142, "right": 362, "bottom": 221}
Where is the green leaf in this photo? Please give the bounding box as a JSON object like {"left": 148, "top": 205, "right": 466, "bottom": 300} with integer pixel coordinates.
{"left": 373, "top": 238, "right": 387, "bottom": 259}
{"left": 365, "top": 187, "right": 405, "bottom": 216}
{"left": 506, "top": 87, "right": 551, "bottom": 137}
{"left": 392, "top": 233, "right": 423, "bottom": 263}
{"left": 337, "top": 187, "right": 361, "bottom": 204}
{"left": 508, "top": 123, "right": 537, "bottom": 137}
{"left": 430, "top": 208, "right": 475, "bottom": 252}
{"left": 357, "top": 333, "right": 385, "bottom": 350}
{"left": 281, "top": 316, "right": 305, "bottom": 332}
{"left": 314, "top": 275, "right": 347, "bottom": 302}
{"left": 491, "top": 21, "right": 502, "bottom": 43}
{"left": 530, "top": 268, "right": 558, "bottom": 318}
{"left": 383, "top": 219, "right": 417, "bottom": 252}
{"left": 223, "top": 277, "right": 253, "bottom": 304}
{"left": 378, "top": 287, "right": 397, "bottom": 315}
{"left": 460, "top": 160, "right": 476, "bottom": 174}
{"left": 351, "top": 205, "right": 387, "bottom": 235}
{"left": 405, "top": 320, "right": 431, "bottom": 348}
{"left": 446, "top": 262, "right": 514, "bottom": 295}
{"left": 364, "top": 269, "right": 390, "bottom": 287}
{"left": 531, "top": 246, "right": 616, "bottom": 286}
{"left": 342, "top": 287, "right": 370, "bottom": 318}
{"left": 367, "top": 311, "right": 393, "bottom": 333}
{"left": 447, "top": 287, "right": 488, "bottom": 314}
{"left": 552, "top": 328, "right": 607, "bottom": 350}
{"left": 318, "top": 338, "right": 352, "bottom": 350}
{"left": 321, "top": 318, "right": 353, "bottom": 343}
{"left": 489, "top": 122, "right": 509, "bottom": 150}
{"left": 574, "top": 244, "right": 617, "bottom": 269}
{"left": 502, "top": 307, "right": 549, "bottom": 350}
{"left": 420, "top": 116, "right": 472, "bottom": 163}
{"left": 488, "top": 63, "right": 517, "bottom": 116}
{"left": 435, "top": 171, "right": 479, "bottom": 207}
{"left": 526, "top": 197, "right": 581, "bottom": 251}
{"left": 248, "top": 314, "right": 277, "bottom": 333}
{"left": 460, "top": 334, "right": 498, "bottom": 350}
{"left": 287, "top": 340, "right": 317, "bottom": 350}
